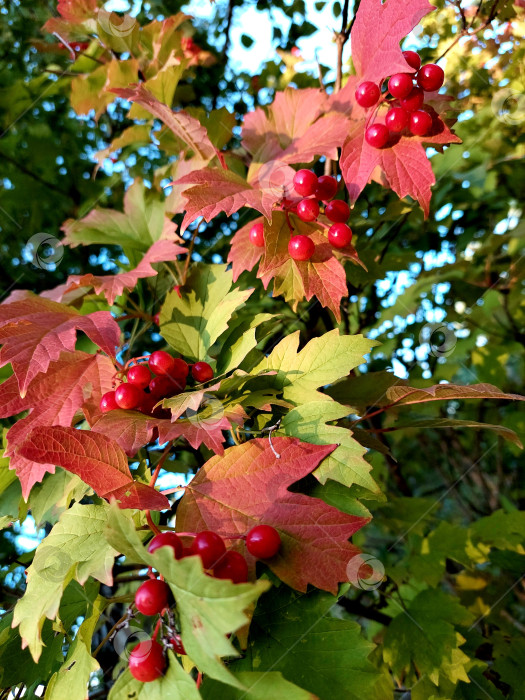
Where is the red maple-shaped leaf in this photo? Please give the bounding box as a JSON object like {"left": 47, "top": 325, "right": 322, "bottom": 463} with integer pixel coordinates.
{"left": 112, "top": 85, "right": 217, "bottom": 162}
{"left": 334, "top": 77, "right": 461, "bottom": 216}
{"left": 42, "top": 0, "right": 96, "bottom": 40}
{"left": 227, "top": 217, "right": 264, "bottom": 282}
{"left": 242, "top": 88, "right": 349, "bottom": 164}
{"left": 59, "top": 240, "right": 186, "bottom": 305}
{"left": 87, "top": 408, "right": 233, "bottom": 457}
{"left": 177, "top": 438, "right": 368, "bottom": 594}
{"left": 255, "top": 211, "right": 348, "bottom": 320}
{"left": 0, "top": 351, "right": 115, "bottom": 498}
{"left": 0, "top": 296, "right": 120, "bottom": 397}
{"left": 17, "top": 427, "right": 169, "bottom": 511}
{"left": 351, "top": 0, "right": 434, "bottom": 83}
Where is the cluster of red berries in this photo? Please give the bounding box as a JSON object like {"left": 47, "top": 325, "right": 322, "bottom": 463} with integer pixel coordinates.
{"left": 355, "top": 50, "right": 445, "bottom": 148}
{"left": 100, "top": 351, "right": 214, "bottom": 417}
{"left": 128, "top": 525, "right": 281, "bottom": 681}
{"left": 249, "top": 170, "right": 352, "bottom": 262}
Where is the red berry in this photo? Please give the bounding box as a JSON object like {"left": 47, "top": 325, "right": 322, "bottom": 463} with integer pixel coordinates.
{"left": 314, "top": 175, "right": 338, "bottom": 201}
{"left": 328, "top": 223, "right": 353, "bottom": 249}
{"left": 288, "top": 235, "right": 315, "bottom": 261}
{"left": 410, "top": 110, "right": 433, "bottom": 136}
{"left": 127, "top": 364, "right": 151, "bottom": 390}
{"left": 149, "top": 375, "right": 184, "bottom": 399}
{"left": 388, "top": 73, "right": 414, "bottom": 99}
{"left": 246, "top": 525, "right": 281, "bottom": 559}
{"left": 192, "top": 362, "right": 214, "bottom": 383}
{"left": 293, "top": 169, "right": 318, "bottom": 197}
{"left": 403, "top": 50, "right": 421, "bottom": 71}
{"left": 129, "top": 640, "right": 166, "bottom": 682}
{"left": 249, "top": 222, "right": 264, "bottom": 247}
{"left": 153, "top": 313, "right": 160, "bottom": 326}
{"left": 365, "top": 123, "right": 389, "bottom": 149}
{"left": 325, "top": 199, "right": 350, "bottom": 223}
{"left": 148, "top": 350, "right": 175, "bottom": 377}
{"left": 179, "top": 547, "right": 193, "bottom": 558}
{"left": 170, "top": 636, "right": 186, "bottom": 655}
{"left": 296, "top": 198, "right": 319, "bottom": 222}
{"left": 385, "top": 107, "right": 409, "bottom": 133}
{"left": 114, "top": 383, "right": 143, "bottom": 410}
{"left": 148, "top": 532, "right": 183, "bottom": 559}
{"left": 171, "top": 358, "right": 189, "bottom": 381}
{"left": 138, "top": 393, "right": 158, "bottom": 416}
{"left": 355, "top": 81, "right": 380, "bottom": 108}
{"left": 213, "top": 551, "right": 248, "bottom": 583}
{"left": 134, "top": 579, "right": 171, "bottom": 616}
{"left": 190, "top": 531, "right": 226, "bottom": 569}
{"left": 399, "top": 87, "right": 424, "bottom": 112}
{"left": 100, "top": 391, "right": 118, "bottom": 413}
{"left": 417, "top": 64, "right": 444, "bottom": 92}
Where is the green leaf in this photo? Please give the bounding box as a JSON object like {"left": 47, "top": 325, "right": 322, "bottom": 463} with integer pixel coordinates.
{"left": 105, "top": 504, "right": 271, "bottom": 688}
{"left": 13, "top": 502, "right": 118, "bottom": 661}
{"left": 62, "top": 179, "right": 177, "bottom": 252}
{"left": 215, "top": 312, "right": 274, "bottom": 374}
{"left": 279, "top": 401, "right": 379, "bottom": 493}
{"left": 29, "top": 469, "right": 89, "bottom": 527}
{"left": 253, "top": 330, "right": 378, "bottom": 404}
{"left": 469, "top": 509, "right": 525, "bottom": 552}
{"left": 383, "top": 589, "right": 475, "bottom": 686}
{"left": 202, "top": 671, "right": 317, "bottom": 699}
{"left": 109, "top": 651, "right": 202, "bottom": 699}
{"left": 160, "top": 264, "right": 253, "bottom": 362}
{"left": 391, "top": 417, "right": 524, "bottom": 447}
{"left": 226, "top": 586, "right": 380, "bottom": 700}
{"left": 45, "top": 595, "right": 104, "bottom": 700}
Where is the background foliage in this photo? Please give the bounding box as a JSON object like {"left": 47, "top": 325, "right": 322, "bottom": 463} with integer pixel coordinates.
{"left": 0, "top": 0, "right": 524, "bottom": 698}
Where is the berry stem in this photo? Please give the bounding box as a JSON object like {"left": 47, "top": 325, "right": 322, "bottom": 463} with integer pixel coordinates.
{"left": 284, "top": 210, "right": 295, "bottom": 234}
{"left": 196, "top": 672, "right": 203, "bottom": 689}
{"left": 152, "top": 617, "right": 163, "bottom": 641}
{"left": 146, "top": 511, "right": 162, "bottom": 536}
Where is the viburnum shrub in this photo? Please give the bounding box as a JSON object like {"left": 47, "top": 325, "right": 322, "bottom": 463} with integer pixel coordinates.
{"left": 0, "top": 0, "right": 523, "bottom": 698}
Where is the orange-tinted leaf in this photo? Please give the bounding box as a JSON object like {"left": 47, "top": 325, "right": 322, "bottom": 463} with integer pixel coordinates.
{"left": 227, "top": 217, "right": 264, "bottom": 282}
{"left": 177, "top": 438, "right": 368, "bottom": 594}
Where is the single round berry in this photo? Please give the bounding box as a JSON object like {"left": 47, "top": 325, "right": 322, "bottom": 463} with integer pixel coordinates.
{"left": 170, "top": 636, "right": 186, "bottom": 655}
{"left": 249, "top": 222, "right": 264, "bottom": 247}
{"left": 365, "top": 123, "right": 389, "bottom": 149}
{"left": 355, "top": 81, "right": 380, "bottom": 108}
{"left": 417, "top": 64, "right": 444, "bottom": 92}
{"left": 388, "top": 73, "right": 414, "bottom": 99}
{"left": 410, "top": 110, "right": 433, "bottom": 136}
{"left": 246, "top": 525, "right": 281, "bottom": 559}
{"left": 149, "top": 375, "right": 184, "bottom": 399}
{"left": 129, "top": 640, "right": 166, "bottom": 682}
{"left": 192, "top": 362, "right": 214, "bottom": 383}
{"left": 293, "top": 169, "right": 318, "bottom": 197}
{"left": 148, "top": 350, "right": 175, "bottom": 377}
{"left": 153, "top": 313, "right": 160, "bottom": 326}
{"left": 399, "top": 87, "right": 425, "bottom": 112}
{"left": 114, "top": 383, "right": 143, "bottom": 410}
{"left": 148, "top": 532, "right": 183, "bottom": 559}
{"left": 288, "top": 235, "right": 315, "bottom": 262}
{"left": 190, "top": 531, "right": 226, "bottom": 569}
{"left": 403, "top": 50, "right": 421, "bottom": 71}
{"left": 138, "top": 393, "right": 158, "bottom": 416}
{"left": 134, "top": 579, "right": 171, "bottom": 616}
{"left": 315, "top": 175, "right": 338, "bottom": 201}
{"left": 296, "top": 198, "right": 319, "bottom": 222}
{"left": 328, "top": 223, "right": 353, "bottom": 249}
{"left": 127, "top": 364, "right": 151, "bottom": 390}
{"left": 385, "top": 107, "right": 409, "bottom": 133}
{"left": 325, "top": 199, "right": 350, "bottom": 223}
{"left": 100, "top": 391, "right": 118, "bottom": 413}
{"left": 213, "top": 551, "right": 249, "bottom": 583}
{"left": 171, "top": 358, "right": 189, "bottom": 381}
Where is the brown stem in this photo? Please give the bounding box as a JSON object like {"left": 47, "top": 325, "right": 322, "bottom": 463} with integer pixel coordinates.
{"left": 92, "top": 612, "right": 130, "bottom": 658}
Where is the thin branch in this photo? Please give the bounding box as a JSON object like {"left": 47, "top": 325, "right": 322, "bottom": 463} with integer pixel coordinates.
{"left": 436, "top": 0, "right": 502, "bottom": 60}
